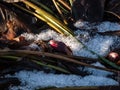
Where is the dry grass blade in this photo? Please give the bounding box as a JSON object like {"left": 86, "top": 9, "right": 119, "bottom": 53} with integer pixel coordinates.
{"left": 0, "top": 54, "right": 71, "bottom": 74}
{"left": 62, "top": 54, "right": 97, "bottom": 62}
{"left": 13, "top": 4, "right": 65, "bottom": 34}
{"left": 32, "top": 60, "right": 71, "bottom": 74}
{"left": 56, "top": 2, "right": 69, "bottom": 14}
{"left": 30, "top": 0, "right": 58, "bottom": 18}
{"left": 69, "top": 0, "right": 73, "bottom": 7}
{"left": 110, "top": 2, "right": 120, "bottom": 10}
{"left": 98, "top": 30, "right": 120, "bottom": 36}
{"left": 0, "top": 55, "right": 19, "bottom": 60}
{"left": 52, "top": 0, "right": 68, "bottom": 24}
{"left": 0, "top": 8, "right": 5, "bottom": 20}
{"left": 105, "top": 11, "right": 120, "bottom": 20}
{"left": 22, "top": 0, "right": 74, "bottom": 36}
{"left": 0, "top": 50, "right": 119, "bottom": 73}
{"left": 75, "top": 38, "right": 120, "bottom": 71}
{"left": 58, "top": 0, "right": 71, "bottom": 11}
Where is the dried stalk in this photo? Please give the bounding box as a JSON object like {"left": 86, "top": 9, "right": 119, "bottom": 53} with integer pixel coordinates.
{"left": 105, "top": 11, "right": 120, "bottom": 20}
{"left": 0, "top": 55, "right": 71, "bottom": 74}
{"left": 0, "top": 50, "right": 119, "bottom": 73}
{"left": 98, "top": 30, "right": 120, "bottom": 36}
{"left": 30, "top": 0, "right": 58, "bottom": 18}
{"left": 32, "top": 60, "right": 71, "bottom": 74}
{"left": 69, "top": 0, "right": 73, "bottom": 7}
{"left": 59, "top": 54, "right": 98, "bottom": 62}
{"left": 58, "top": 0, "right": 71, "bottom": 10}
{"left": 22, "top": 0, "right": 74, "bottom": 36}
{"left": 52, "top": 0, "right": 68, "bottom": 24}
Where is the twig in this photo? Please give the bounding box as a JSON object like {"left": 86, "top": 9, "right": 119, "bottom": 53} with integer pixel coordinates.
{"left": 98, "top": 30, "right": 120, "bottom": 36}
{"left": 52, "top": 0, "right": 68, "bottom": 24}
{"left": 62, "top": 54, "right": 98, "bottom": 62}
{"left": 57, "top": 0, "right": 71, "bottom": 10}
{"left": 105, "top": 11, "right": 120, "bottom": 20}
{"left": 69, "top": 0, "right": 73, "bottom": 7}
{"left": 0, "top": 50, "right": 119, "bottom": 73}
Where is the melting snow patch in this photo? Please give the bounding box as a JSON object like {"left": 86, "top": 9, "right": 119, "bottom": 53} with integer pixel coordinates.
{"left": 74, "top": 21, "right": 120, "bottom": 32}
{"left": 22, "top": 29, "right": 114, "bottom": 58}
{"left": 73, "top": 33, "right": 114, "bottom": 58}
{"left": 84, "top": 62, "right": 113, "bottom": 76}
{"left": 9, "top": 70, "right": 118, "bottom": 90}
{"left": 97, "top": 22, "right": 120, "bottom": 32}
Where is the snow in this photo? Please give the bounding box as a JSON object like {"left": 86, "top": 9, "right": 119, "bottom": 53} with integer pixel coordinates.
{"left": 84, "top": 62, "right": 113, "bottom": 76}
{"left": 22, "top": 29, "right": 84, "bottom": 56}
{"left": 74, "top": 21, "right": 120, "bottom": 32}
{"left": 97, "top": 22, "right": 120, "bottom": 32}
{"left": 7, "top": 21, "right": 120, "bottom": 90}
{"left": 21, "top": 22, "right": 120, "bottom": 58}
{"left": 9, "top": 70, "right": 118, "bottom": 90}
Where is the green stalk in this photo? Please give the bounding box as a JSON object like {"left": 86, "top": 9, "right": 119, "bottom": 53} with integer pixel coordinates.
{"left": 77, "top": 38, "right": 120, "bottom": 70}
{"left": 29, "top": 56, "right": 71, "bottom": 74}
{"left": 0, "top": 55, "right": 19, "bottom": 60}
{"left": 0, "top": 50, "right": 119, "bottom": 73}
{"left": 52, "top": 0, "right": 68, "bottom": 24}
{"left": 30, "top": 0, "right": 58, "bottom": 18}
{"left": 22, "top": 0, "right": 74, "bottom": 36}
{"left": 57, "top": 0, "right": 71, "bottom": 10}
{"left": 56, "top": 2, "right": 69, "bottom": 14}
{"left": 0, "top": 54, "right": 70, "bottom": 74}
{"left": 32, "top": 60, "right": 71, "bottom": 74}
{"left": 14, "top": 4, "right": 64, "bottom": 34}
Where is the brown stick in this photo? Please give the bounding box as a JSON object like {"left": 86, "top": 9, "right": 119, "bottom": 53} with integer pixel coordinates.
{"left": 0, "top": 50, "right": 119, "bottom": 73}
{"left": 98, "top": 30, "right": 120, "bottom": 36}
{"left": 62, "top": 54, "right": 98, "bottom": 62}
{"left": 58, "top": 0, "right": 71, "bottom": 10}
